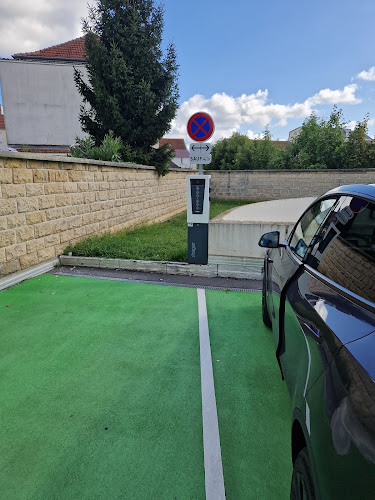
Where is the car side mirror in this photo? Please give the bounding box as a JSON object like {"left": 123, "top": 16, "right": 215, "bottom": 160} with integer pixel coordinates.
{"left": 258, "top": 231, "right": 281, "bottom": 248}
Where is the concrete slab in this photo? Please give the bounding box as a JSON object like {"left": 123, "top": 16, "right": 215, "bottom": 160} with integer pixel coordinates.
{"left": 52, "top": 266, "right": 262, "bottom": 291}
{"left": 0, "top": 258, "right": 59, "bottom": 291}
{"left": 214, "top": 197, "right": 315, "bottom": 224}
{"left": 208, "top": 197, "right": 315, "bottom": 270}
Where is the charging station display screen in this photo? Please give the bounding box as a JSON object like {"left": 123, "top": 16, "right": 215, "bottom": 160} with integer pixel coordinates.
{"left": 190, "top": 179, "right": 205, "bottom": 214}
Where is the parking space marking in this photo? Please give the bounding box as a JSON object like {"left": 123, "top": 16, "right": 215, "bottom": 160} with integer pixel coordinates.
{"left": 197, "top": 288, "right": 226, "bottom": 500}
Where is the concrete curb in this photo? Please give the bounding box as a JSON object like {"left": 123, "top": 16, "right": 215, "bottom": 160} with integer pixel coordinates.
{"left": 59, "top": 255, "right": 262, "bottom": 280}
{"left": 0, "top": 258, "right": 59, "bottom": 291}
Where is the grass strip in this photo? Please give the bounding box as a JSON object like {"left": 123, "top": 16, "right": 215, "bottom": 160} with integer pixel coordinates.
{"left": 64, "top": 199, "right": 251, "bottom": 261}
{"left": 205, "top": 290, "right": 292, "bottom": 499}
{"left": 0, "top": 274, "right": 205, "bottom": 499}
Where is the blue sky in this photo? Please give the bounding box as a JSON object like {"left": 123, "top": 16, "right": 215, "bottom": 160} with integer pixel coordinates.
{"left": 1, "top": 0, "right": 375, "bottom": 142}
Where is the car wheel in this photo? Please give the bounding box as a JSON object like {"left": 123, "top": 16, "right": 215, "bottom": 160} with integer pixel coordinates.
{"left": 290, "top": 447, "right": 316, "bottom": 500}
{"left": 262, "top": 265, "right": 272, "bottom": 328}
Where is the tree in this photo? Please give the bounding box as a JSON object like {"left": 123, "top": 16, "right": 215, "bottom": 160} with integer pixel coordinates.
{"left": 74, "top": 0, "right": 179, "bottom": 175}
{"left": 210, "top": 133, "right": 250, "bottom": 170}
{"left": 209, "top": 130, "right": 284, "bottom": 170}
{"left": 285, "top": 107, "right": 345, "bottom": 169}
{"left": 341, "top": 117, "right": 373, "bottom": 169}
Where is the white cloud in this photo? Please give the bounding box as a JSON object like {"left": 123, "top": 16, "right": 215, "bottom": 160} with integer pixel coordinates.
{"left": 306, "top": 84, "right": 360, "bottom": 105}
{"left": 357, "top": 67, "right": 375, "bottom": 81}
{"left": 168, "top": 84, "right": 361, "bottom": 143}
{"left": 247, "top": 130, "right": 263, "bottom": 140}
{"left": 346, "top": 120, "right": 357, "bottom": 130}
{"left": 346, "top": 118, "right": 374, "bottom": 131}
{"left": 0, "top": 0, "right": 87, "bottom": 57}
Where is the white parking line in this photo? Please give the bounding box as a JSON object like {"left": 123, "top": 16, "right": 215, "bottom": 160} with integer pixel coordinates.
{"left": 197, "top": 288, "right": 226, "bottom": 500}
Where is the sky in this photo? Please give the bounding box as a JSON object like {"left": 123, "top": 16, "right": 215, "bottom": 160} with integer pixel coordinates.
{"left": 1, "top": 0, "right": 375, "bottom": 143}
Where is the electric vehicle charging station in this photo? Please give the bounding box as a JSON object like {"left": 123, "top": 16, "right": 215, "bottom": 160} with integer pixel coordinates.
{"left": 187, "top": 175, "right": 211, "bottom": 264}
{"left": 186, "top": 112, "right": 215, "bottom": 265}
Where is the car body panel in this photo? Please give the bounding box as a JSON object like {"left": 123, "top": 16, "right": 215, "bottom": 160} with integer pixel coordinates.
{"left": 260, "top": 184, "right": 375, "bottom": 498}
{"left": 306, "top": 336, "right": 375, "bottom": 499}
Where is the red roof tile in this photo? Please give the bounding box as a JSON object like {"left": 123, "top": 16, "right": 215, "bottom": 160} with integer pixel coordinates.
{"left": 272, "top": 140, "right": 290, "bottom": 151}
{"left": 159, "top": 138, "right": 187, "bottom": 151}
{"left": 0, "top": 115, "right": 5, "bottom": 129}
{"left": 13, "top": 36, "right": 86, "bottom": 61}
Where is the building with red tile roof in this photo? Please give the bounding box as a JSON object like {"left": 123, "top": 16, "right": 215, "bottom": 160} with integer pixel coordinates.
{"left": 158, "top": 138, "right": 192, "bottom": 168}
{"left": 159, "top": 138, "right": 186, "bottom": 150}
{"left": 0, "top": 37, "right": 89, "bottom": 151}
{"left": 13, "top": 37, "right": 86, "bottom": 62}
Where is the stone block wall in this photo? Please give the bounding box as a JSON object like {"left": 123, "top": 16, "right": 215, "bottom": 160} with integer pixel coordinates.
{"left": 0, "top": 152, "right": 193, "bottom": 277}
{"left": 207, "top": 169, "right": 375, "bottom": 201}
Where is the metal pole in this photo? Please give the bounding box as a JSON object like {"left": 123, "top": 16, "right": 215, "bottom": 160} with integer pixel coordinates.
{"left": 199, "top": 164, "right": 203, "bottom": 175}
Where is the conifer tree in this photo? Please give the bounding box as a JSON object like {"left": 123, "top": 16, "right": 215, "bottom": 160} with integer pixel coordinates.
{"left": 74, "top": 0, "right": 179, "bottom": 175}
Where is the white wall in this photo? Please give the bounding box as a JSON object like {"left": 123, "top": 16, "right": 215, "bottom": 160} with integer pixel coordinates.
{"left": 171, "top": 157, "right": 192, "bottom": 168}
{"left": 0, "top": 60, "right": 88, "bottom": 147}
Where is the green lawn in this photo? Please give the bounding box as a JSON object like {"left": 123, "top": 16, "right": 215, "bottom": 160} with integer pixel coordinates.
{"left": 0, "top": 274, "right": 205, "bottom": 499}
{"left": 64, "top": 199, "right": 251, "bottom": 262}
{"left": 206, "top": 290, "right": 292, "bottom": 499}
{"left": 0, "top": 274, "right": 292, "bottom": 499}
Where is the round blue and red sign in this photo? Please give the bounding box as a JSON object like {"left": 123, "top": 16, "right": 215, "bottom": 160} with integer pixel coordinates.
{"left": 187, "top": 112, "right": 215, "bottom": 142}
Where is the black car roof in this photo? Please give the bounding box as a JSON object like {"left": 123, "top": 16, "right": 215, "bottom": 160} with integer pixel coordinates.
{"left": 322, "top": 184, "right": 375, "bottom": 202}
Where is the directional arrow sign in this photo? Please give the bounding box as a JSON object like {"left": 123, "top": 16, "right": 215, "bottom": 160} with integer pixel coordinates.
{"left": 189, "top": 154, "right": 212, "bottom": 165}
{"left": 189, "top": 143, "right": 212, "bottom": 154}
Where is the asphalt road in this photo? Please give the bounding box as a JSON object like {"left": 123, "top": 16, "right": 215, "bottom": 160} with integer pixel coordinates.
{"left": 51, "top": 265, "right": 262, "bottom": 292}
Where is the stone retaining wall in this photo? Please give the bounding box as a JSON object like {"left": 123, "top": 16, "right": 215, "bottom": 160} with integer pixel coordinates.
{"left": 207, "top": 169, "right": 375, "bottom": 201}
{"left": 0, "top": 152, "right": 193, "bottom": 277}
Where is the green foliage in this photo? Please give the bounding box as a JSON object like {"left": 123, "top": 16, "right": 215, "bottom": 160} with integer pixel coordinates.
{"left": 210, "top": 107, "right": 375, "bottom": 171}
{"left": 285, "top": 107, "right": 345, "bottom": 169}
{"left": 340, "top": 117, "right": 374, "bottom": 169}
{"left": 210, "top": 129, "right": 284, "bottom": 170}
{"left": 69, "top": 131, "right": 122, "bottom": 162}
{"left": 74, "top": 0, "right": 179, "bottom": 176}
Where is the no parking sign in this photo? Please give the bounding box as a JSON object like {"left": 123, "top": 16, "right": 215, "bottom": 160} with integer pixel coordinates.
{"left": 187, "top": 112, "right": 215, "bottom": 142}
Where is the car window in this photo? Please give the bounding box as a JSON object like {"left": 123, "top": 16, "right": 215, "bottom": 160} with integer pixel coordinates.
{"left": 289, "top": 198, "right": 337, "bottom": 260}
{"left": 305, "top": 196, "right": 375, "bottom": 303}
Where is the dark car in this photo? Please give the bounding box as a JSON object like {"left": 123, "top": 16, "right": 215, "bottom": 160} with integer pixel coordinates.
{"left": 259, "top": 185, "right": 375, "bottom": 499}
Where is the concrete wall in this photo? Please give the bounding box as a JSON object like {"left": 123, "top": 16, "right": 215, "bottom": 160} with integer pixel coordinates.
{"left": 207, "top": 169, "right": 375, "bottom": 201}
{"left": 0, "top": 152, "right": 192, "bottom": 277}
{"left": 0, "top": 60, "right": 87, "bottom": 148}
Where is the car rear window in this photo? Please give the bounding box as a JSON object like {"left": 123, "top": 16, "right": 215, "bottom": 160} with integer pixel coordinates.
{"left": 305, "top": 196, "right": 375, "bottom": 304}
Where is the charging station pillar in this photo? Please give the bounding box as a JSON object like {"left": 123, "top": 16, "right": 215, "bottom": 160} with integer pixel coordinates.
{"left": 187, "top": 175, "right": 210, "bottom": 264}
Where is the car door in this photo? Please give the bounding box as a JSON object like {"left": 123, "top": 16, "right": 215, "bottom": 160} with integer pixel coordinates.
{"left": 267, "top": 197, "right": 338, "bottom": 357}
{"left": 281, "top": 194, "right": 375, "bottom": 497}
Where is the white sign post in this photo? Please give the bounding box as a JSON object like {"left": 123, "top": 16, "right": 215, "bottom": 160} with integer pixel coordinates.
{"left": 189, "top": 142, "right": 212, "bottom": 171}
{"left": 189, "top": 153, "right": 212, "bottom": 165}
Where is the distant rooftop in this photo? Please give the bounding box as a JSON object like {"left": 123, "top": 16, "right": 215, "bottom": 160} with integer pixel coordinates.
{"left": 12, "top": 36, "right": 86, "bottom": 62}
{"left": 0, "top": 115, "right": 5, "bottom": 129}
{"left": 159, "top": 138, "right": 187, "bottom": 151}
{"left": 272, "top": 140, "right": 290, "bottom": 151}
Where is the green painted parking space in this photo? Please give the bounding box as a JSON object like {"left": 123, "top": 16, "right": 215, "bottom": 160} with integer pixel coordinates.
{"left": 0, "top": 274, "right": 292, "bottom": 499}
{"left": 206, "top": 290, "right": 292, "bottom": 499}
{"left": 0, "top": 274, "right": 205, "bottom": 499}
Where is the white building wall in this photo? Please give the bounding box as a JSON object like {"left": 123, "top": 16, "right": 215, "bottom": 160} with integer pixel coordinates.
{"left": 0, "top": 59, "right": 88, "bottom": 147}
{"left": 171, "top": 157, "right": 192, "bottom": 168}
